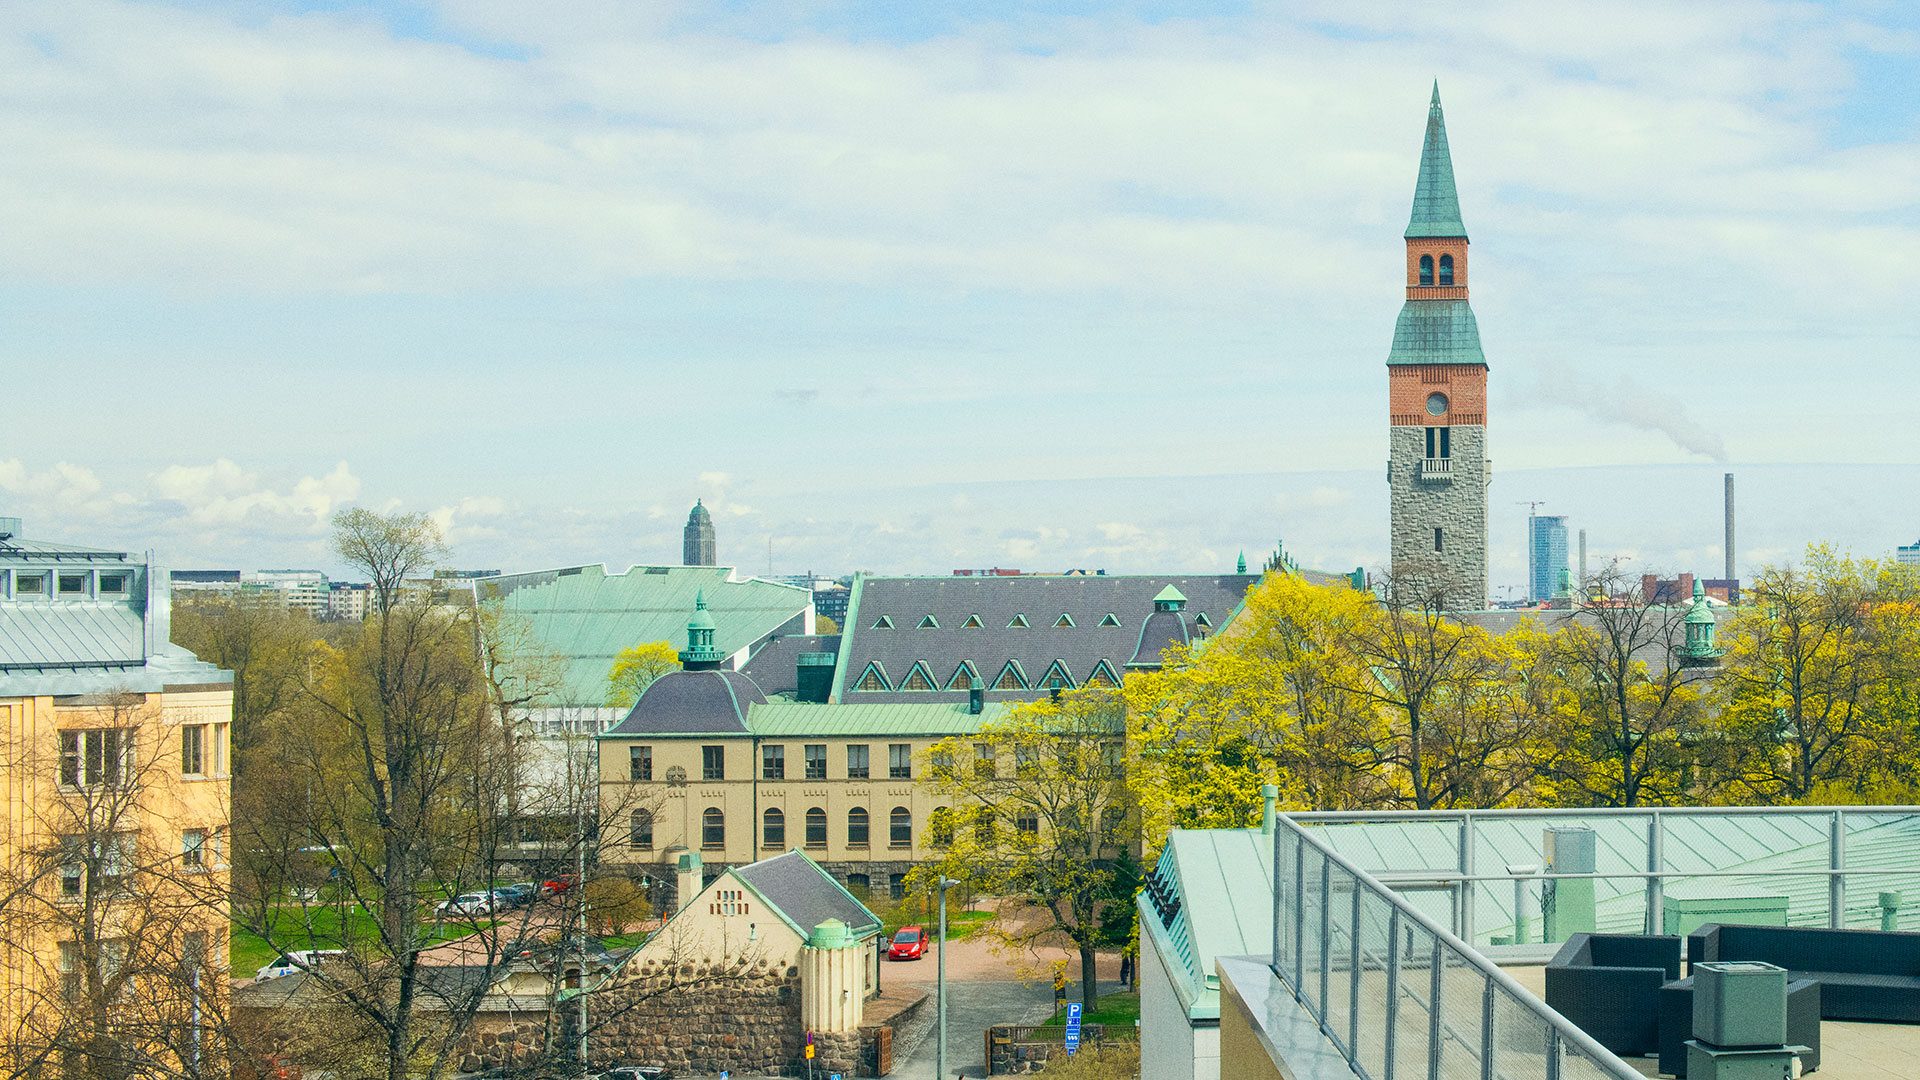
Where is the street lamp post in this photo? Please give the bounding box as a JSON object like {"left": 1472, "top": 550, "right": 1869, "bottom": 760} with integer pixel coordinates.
{"left": 937, "top": 876, "right": 959, "bottom": 1080}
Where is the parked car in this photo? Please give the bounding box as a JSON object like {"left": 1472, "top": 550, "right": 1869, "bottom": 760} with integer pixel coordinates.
{"left": 598, "top": 1068, "right": 672, "bottom": 1080}
{"left": 497, "top": 883, "right": 539, "bottom": 907}
{"left": 436, "top": 892, "right": 496, "bottom": 917}
{"left": 253, "top": 949, "right": 345, "bottom": 983}
{"left": 261, "top": 1054, "right": 302, "bottom": 1080}
{"left": 888, "top": 926, "right": 927, "bottom": 961}
{"left": 540, "top": 874, "right": 579, "bottom": 895}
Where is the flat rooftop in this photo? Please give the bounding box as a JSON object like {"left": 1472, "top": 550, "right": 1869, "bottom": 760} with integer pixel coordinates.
{"left": 1503, "top": 965, "right": 1919, "bottom": 1080}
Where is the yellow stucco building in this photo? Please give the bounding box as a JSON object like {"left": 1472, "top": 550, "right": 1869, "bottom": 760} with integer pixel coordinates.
{"left": 0, "top": 519, "right": 233, "bottom": 1076}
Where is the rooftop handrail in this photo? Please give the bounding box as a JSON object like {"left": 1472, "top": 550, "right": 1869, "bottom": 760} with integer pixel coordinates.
{"left": 1289, "top": 805, "right": 1920, "bottom": 821}
{"left": 1275, "top": 813, "right": 1644, "bottom": 1080}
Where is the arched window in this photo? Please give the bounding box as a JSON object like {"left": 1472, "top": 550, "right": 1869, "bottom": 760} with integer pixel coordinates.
{"left": 848, "top": 807, "right": 870, "bottom": 847}
{"left": 845, "top": 872, "right": 870, "bottom": 900}
{"left": 701, "top": 807, "right": 725, "bottom": 849}
{"left": 805, "top": 807, "right": 827, "bottom": 848}
{"left": 929, "top": 807, "right": 954, "bottom": 848}
{"left": 890, "top": 806, "right": 912, "bottom": 848}
{"left": 629, "top": 810, "right": 653, "bottom": 850}
{"left": 1438, "top": 254, "right": 1454, "bottom": 285}
{"left": 763, "top": 807, "right": 785, "bottom": 848}
{"left": 1419, "top": 254, "right": 1434, "bottom": 286}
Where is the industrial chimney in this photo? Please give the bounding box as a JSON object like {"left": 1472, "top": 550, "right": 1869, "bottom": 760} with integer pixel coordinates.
{"left": 1724, "top": 473, "right": 1735, "bottom": 582}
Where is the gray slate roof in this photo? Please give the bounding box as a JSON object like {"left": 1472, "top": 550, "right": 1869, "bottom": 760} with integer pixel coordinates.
{"left": 739, "top": 634, "right": 841, "bottom": 697}
{"left": 604, "top": 668, "right": 767, "bottom": 736}
{"left": 734, "top": 850, "right": 882, "bottom": 940}
{"left": 834, "top": 574, "right": 1277, "bottom": 703}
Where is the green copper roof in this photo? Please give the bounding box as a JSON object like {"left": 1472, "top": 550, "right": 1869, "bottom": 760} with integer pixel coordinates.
{"left": 1153, "top": 584, "right": 1188, "bottom": 604}
{"left": 1406, "top": 81, "right": 1467, "bottom": 240}
{"left": 476, "top": 564, "right": 810, "bottom": 705}
{"left": 687, "top": 588, "right": 716, "bottom": 631}
{"left": 1387, "top": 299, "right": 1487, "bottom": 367}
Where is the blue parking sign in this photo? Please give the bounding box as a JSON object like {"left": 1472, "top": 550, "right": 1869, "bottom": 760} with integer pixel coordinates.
{"left": 1064, "top": 1002, "right": 1083, "bottom": 1055}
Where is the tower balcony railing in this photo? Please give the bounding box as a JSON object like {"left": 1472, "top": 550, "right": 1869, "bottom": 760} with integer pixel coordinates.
{"left": 1419, "top": 457, "right": 1453, "bottom": 480}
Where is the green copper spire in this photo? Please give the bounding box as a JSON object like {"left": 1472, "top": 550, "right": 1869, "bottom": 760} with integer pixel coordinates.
{"left": 1236, "top": 551, "right": 1247, "bottom": 574}
{"left": 1677, "top": 579, "right": 1723, "bottom": 665}
{"left": 1406, "top": 81, "right": 1467, "bottom": 239}
{"left": 681, "top": 589, "right": 721, "bottom": 667}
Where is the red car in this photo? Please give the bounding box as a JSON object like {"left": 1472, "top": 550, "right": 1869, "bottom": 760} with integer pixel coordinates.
{"left": 888, "top": 926, "right": 927, "bottom": 961}
{"left": 541, "top": 873, "right": 579, "bottom": 895}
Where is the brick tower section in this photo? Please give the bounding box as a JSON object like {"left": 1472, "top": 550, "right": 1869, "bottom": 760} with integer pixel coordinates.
{"left": 1386, "top": 85, "right": 1489, "bottom": 609}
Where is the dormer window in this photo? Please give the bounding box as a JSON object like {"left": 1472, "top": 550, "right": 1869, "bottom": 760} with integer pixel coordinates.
{"left": 16, "top": 572, "right": 45, "bottom": 597}
{"left": 1098, "top": 613, "right": 1120, "bottom": 628}
{"left": 1053, "top": 613, "right": 1075, "bottom": 628}
{"left": 1419, "top": 254, "right": 1434, "bottom": 286}
{"left": 58, "top": 573, "right": 89, "bottom": 598}
{"left": 961, "top": 614, "right": 982, "bottom": 628}
{"left": 1438, "top": 254, "right": 1454, "bottom": 285}
{"left": 917, "top": 615, "right": 939, "bottom": 629}
{"left": 98, "top": 573, "right": 128, "bottom": 596}
{"left": 871, "top": 615, "right": 894, "bottom": 630}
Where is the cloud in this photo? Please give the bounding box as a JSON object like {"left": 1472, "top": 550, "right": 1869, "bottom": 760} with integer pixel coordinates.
{"left": 154, "top": 459, "right": 361, "bottom": 526}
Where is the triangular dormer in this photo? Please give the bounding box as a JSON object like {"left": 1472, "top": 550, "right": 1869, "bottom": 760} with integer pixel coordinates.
{"left": 961, "top": 613, "right": 983, "bottom": 629}
{"left": 900, "top": 661, "right": 936, "bottom": 691}
{"left": 1007, "top": 613, "right": 1029, "bottom": 629}
{"left": 855, "top": 661, "right": 890, "bottom": 692}
{"left": 917, "top": 614, "right": 939, "bottom": 629}
{"left": 1039, "top": 660, "right": 1074, "bottom": 690}
{"left": 871, "top": 615, "right": 895, "bottom": 630}
{"left": 944, "top": 661, "right": 980, "bottom": 691}
{"left": 992, "top": 660, "right": 1028, "bottom": 691}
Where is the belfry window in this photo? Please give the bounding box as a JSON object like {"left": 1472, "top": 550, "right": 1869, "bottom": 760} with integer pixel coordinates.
{"left": 1419, "top": 254, "right": 1434, "bottom": 286}
{"left": 1434, "top": 528, "right": 1444, "bottom": 553}
{"left": 1424, "top": 426, "right": 1451, "bottom": 459}
{"left": 1438, "top": 254, "right": 1454, "bottom": 285}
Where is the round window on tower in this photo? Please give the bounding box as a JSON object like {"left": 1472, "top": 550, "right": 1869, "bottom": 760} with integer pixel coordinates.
{"left": 1426, "top": 392, "right": 1449, "bottom": 416}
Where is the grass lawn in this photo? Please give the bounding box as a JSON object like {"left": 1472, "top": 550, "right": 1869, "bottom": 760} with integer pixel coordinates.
{"left": 1042, "top": 991, "right": 1139, "bottom": 1028}
{"left": 231, "top": 907, "right": 490, "bottom": 976}
{"left": 882, "top": 908, "right": 994, "bottom": 943}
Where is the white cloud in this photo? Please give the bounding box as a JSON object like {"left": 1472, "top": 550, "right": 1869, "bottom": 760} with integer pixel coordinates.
{"left": 154, "top": 459, "right": 359, "bottom": 527}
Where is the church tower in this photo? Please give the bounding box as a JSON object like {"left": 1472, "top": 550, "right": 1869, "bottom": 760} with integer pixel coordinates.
{"left": 1387, "top": 83, "right": 1489, "bottom": 608}
{"left": 683, "top": 499, "right": 717, "bottom": 566}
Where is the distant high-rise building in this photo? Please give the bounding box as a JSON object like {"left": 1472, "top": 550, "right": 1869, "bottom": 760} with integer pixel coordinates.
{"left": 1898, "top": 540, "right": 1920, "bottom": 566}
{"left": 683, "top": 499, "right": 716, "bottom": 566}
{"left": 1386, "top": 84, "right": 1489, "bottom": 609}
{"left": 1528, "top": 515, "right": 1569, "bottom": 602}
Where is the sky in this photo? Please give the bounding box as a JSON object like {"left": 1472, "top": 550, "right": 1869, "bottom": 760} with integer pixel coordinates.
{"left": 1, "top": 0, "right": 1917, "bottom": 592}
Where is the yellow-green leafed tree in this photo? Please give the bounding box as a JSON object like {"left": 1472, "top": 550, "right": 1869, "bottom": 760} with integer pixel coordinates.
{"left": 920, "top": 688, "right": 1132, "bottom": 1012}
{"left": 1536, "top": 565, "right": 1716, "bottom": 808}
{"left": 604, "top": 640, "right": 681, "bottom": 708}
{"left": 1716, "top": 547, "right": 1920, "bottom": 802}
{"left": 1126, "top": 572, "right": 1390, "bottom": 858}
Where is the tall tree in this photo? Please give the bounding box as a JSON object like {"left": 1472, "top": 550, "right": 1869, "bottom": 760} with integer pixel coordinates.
{"left": 923, "top": 689, "right": 1132, "bottom": 1012}
{"left": 1541, "top": 567, "right": 1713, "bottom": 807}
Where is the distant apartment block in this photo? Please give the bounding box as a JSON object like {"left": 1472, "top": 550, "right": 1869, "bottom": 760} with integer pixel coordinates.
{"left": 171, "top": 569, "right": 376, "bottom": 620}
{"left": 1899, "top": 540, "right": 1920, "bottom": 566}
{"left": 1642, "top": 572, "right": 1740, "bottom": 605}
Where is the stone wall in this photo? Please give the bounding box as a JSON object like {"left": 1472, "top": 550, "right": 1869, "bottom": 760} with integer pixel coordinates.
{"left": 453, "top": 1015, "right": 550, "bottom": 1073}
{"left": 578, "top": 961, "right": 812, "bottom": 1076}
{"left": 1389, "top": 423, "right": 1488, "bottom": 608}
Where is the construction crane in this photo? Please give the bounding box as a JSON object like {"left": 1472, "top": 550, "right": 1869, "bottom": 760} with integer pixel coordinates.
{"left": 1515, "top": 500, "right": 1546, "bottom": 517}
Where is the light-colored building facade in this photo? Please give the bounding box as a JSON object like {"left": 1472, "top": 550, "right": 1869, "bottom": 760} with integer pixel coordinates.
{"left": 0, "top": 518, "right": 234, "bottom": 1076}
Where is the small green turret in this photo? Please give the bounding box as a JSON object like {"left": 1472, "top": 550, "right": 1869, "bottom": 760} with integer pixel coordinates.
{"left": 680, "top": 589, "right": 722, "bottom": 668}
{"left": 1676, "top": 579, "right": 1723, "bottom": 666}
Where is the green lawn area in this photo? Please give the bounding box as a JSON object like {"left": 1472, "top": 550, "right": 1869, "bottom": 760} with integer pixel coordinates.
{"left": 1042, "top": 991, "right": 1139, "bottom": 1028}
{"left": 882, "top": 908, "right": 993, "bottom": 942}
{"left": 231, "top": 908, "right": 490, "bottom": 976}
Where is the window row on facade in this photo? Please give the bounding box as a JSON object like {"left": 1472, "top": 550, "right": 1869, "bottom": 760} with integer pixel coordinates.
{"left": 628, "top": 741, "right": 914, "bottom": 782}
{"left": 2, "top": 567, "right": 133, "bottom": 601}
{"left": 57, "top": 723, "right": 231, "bottom": 789}
{"left": 627, "top": 803, "right": 1088, "bottom": 852}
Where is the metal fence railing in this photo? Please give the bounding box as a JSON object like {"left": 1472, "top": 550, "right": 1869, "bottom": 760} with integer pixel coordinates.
{"left": 1272, "top": 816, "right": 1641, "bottom": 1080}
{"left": 1288, "top": 807, "right": 1920, "bottom": 950}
